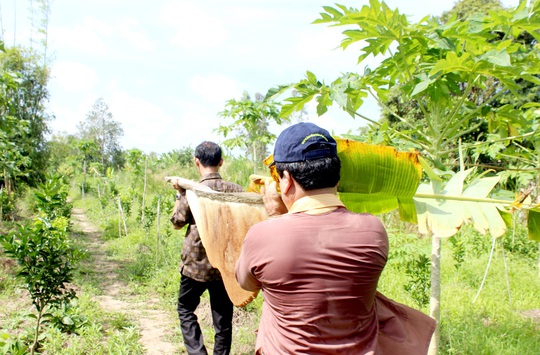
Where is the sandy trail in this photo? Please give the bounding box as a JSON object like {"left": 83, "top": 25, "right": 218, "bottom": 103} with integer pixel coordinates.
{"left": 71, "top": 207, "right": 179, "bottom": 355}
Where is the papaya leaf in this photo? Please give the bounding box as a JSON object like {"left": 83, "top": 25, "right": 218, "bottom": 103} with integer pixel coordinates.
{"left": 480, "top": 49, "right": 512, "bottom": 67}
{"left": 414, "top": 170, "right": 509, "bottom": 238}
{"left": 411, "top": 74, "right": 436, "bottom": 97}
{"left": 462, "top": 176, "right": 506, "bottom": 237}
{"left": 414, "top": 178, "right": 466, "bottom": 238}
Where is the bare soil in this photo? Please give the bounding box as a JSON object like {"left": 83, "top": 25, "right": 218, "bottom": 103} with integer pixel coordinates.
{"left": 71, "top": 208, "right": 179, "bottom": 355}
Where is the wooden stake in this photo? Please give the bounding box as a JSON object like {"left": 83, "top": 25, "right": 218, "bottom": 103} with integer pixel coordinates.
{"left": 117, "top": 198, "right": 128, "bottom": 236}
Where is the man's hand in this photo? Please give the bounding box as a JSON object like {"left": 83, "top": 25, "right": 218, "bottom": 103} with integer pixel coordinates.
{"left": 261, "top": 179, "right": 288, "bottom": 217}
{"left": 172, "top": 178, "right": 186, "bottom": 195}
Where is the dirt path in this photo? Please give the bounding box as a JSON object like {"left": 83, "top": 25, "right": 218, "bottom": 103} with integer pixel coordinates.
{"left": 71, "top": 208, "right": 179, "bottom": 355}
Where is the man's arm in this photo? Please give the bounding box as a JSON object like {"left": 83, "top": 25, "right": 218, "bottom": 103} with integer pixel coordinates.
{"left": 170, "top": 179, "right": 190, "bottom": 230}
{"left": 235, "top": 232, "right": 262, "bottom": 292}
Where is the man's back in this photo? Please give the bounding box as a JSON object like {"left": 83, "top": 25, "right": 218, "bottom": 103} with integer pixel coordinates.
{"left": 200, "top": 172, "right": 244, "bottom": 194}
{"left": 237, "top": 207, "right": 388, "bottom": 354}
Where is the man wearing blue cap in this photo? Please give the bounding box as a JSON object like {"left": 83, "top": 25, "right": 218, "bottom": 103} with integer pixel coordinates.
{"left": 235, "top": 122, "right": 435, "bottom": 354}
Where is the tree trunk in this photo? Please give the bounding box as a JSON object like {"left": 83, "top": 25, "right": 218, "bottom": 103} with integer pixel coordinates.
{"left": 4, "top": 168, "right": 11, "bottom": 195}
{"left": 428, "top": 235, "right": 441, "bottom": 355}
{"left": 31, "top": 307, "right": 44, "bottom": 355}
{"left": 0, "top": 187, "right": 3, "bottom": 222}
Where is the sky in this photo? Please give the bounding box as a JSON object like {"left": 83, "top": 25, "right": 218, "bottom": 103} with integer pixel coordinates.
{"left": 0, "top": 0, "right": 520, "bottom": 154}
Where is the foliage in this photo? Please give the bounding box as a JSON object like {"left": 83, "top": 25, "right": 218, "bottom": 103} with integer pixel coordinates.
{"left": 221, "top": 155, "right": 256, "bottom": 189}
{"left": 0, "top": 188, "right": 16, "bottom": 221}
{"left": 0, "top": 216, "right": 80, "bottom": 353}
{"left": 269, "top": 0, "right": 540, "bottom": 180}
{"left": 157, "top": 147, "right": 194, "bottom": 170}
{"left": 0, "top": 332, "right": 29, "bottom": 355}
{"left": 124, "top": 148, "right": 146, "bottom": 177}
{"left": 44, "top": 302, "right": 88, "bottom": 335}
{"left": 403, "top": 253, "right": 431, "bottom": 308}
{"left": 33, "top": 175, "right": 72, "bottom": 221}
{"left": 217, "top": 91, "right": 289, "bottom": 171}
{"left": 449, "top": 236, "right": 466, "bottom": 269}
{"left": 415, "top": 168, "right": 508, "bottom": 238}
{"left": 0, "top": 45, "right": 52, "bottom": 186}
{"left": 77, "top": 98, "right": 124, "bottom": 173}
{"left": 0, "top": 46, "right": 31, "bottom": 192}
{"left": 0, "top": 175, "right": 79, "bottom": 354}
{"left": 46, "top": 133, "right": 80, "bottom": 176}
{"left": 388, "top": 233, "right": 431, "bottom": 307}
{"left": 440, "top": 0, "right": 504, "bottom": 22}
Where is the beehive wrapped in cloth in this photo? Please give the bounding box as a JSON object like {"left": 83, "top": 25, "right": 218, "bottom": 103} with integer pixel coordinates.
{"left": 166, "top": 176, "right": 267, "bottom": 307}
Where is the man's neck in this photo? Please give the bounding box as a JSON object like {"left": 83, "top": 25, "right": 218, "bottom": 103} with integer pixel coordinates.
{"left": 284, "top": 184, "right": 337, "bottom": 210}
{"left": 303, "top": 187, "right": 338, "bottom": 197}
{"left": 198, "top": 166, "right": 219, "bottom": 176}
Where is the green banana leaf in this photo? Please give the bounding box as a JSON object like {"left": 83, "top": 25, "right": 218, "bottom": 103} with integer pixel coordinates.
{"left": 336, "top": 138, "right": 422, "bottom": 223}
{"left": 527, "top": 209, "right": 540, "bottom": 241}
{"left": 261, "top": 137, "right": 540, "bottom": 240}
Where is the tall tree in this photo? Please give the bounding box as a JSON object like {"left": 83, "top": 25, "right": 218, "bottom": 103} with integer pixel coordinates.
{"left": 0, "top": 46, "right": 51, "bottom": 188}
{"left": 77, "top": 98, "right": 124, "bottom": 172}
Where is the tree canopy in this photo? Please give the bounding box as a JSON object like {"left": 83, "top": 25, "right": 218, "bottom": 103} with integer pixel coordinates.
{"left": 77, "top": 98, "right": 124, "bottom": 173}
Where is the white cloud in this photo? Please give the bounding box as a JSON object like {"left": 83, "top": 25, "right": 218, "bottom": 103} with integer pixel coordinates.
{"left": 190, "top": 74, "right": 243, "bottom": 105}
{"left": 178, "top": 104, "right": 223, "bottom": 146}
{"left": 49, "top": 22, "right": 109, "bottom": 56}
{"left": 161, "top": 0, "right": 228, "bottom": 48}
{"left": 298, "top": 100, "right": 370, "bottom": 137}
{"left": 50, "top": 62, "right": 99, "bottom": 92}
{"left": 295, "top": 27, "right": 345, "bottom": 60}
{"left": 103, "top": 85, "right": 222, "bottom": 153}
{"left": 48, "top": 95, "right": 100, "bottom": 134}
{"left": 117, "top": 18, "right": 155, "bottom": 51}
{"left": 49, "top": 16, "right": 155, "bottom": 56}
{"left": 107, "top": 89, "right": 176, "bottom": 153}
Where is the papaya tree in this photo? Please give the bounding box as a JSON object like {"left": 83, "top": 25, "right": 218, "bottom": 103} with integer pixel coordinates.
{"left": 216, "top": 91, "right": 289, "bottom": 173}
{"left": 267, "top": 0, "right": 540, "bottom": 352}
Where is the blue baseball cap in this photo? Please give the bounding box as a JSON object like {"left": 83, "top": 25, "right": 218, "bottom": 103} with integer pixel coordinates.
{"left": 273, "top": 122, "right": 337, "bottom": 163}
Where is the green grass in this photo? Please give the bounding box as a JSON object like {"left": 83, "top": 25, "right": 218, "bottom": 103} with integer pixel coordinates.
{"left": 378, "top": 226, "right": 540, "bottom": 355}
{"left": 2, "top": 171, "right": 540, "bottom": 354}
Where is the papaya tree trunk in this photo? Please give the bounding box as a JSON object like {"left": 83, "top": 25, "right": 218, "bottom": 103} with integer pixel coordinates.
{"left": 428, "top": 235, "right": 441, "bottom": 355}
